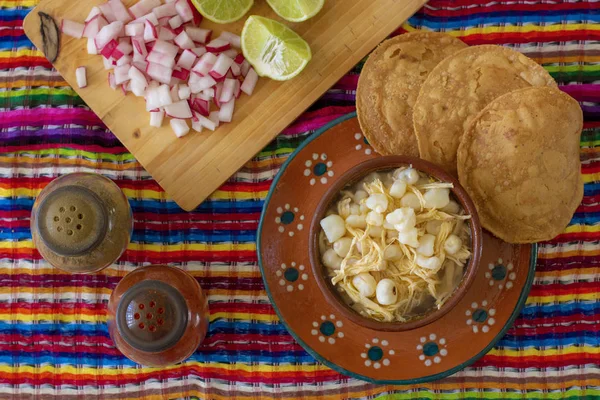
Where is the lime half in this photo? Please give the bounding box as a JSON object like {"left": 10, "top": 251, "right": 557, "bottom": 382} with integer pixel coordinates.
{"left": 266, "top": 0, "right": 324, "bottom": 22}
{"left": 241, "top": 15, "right": 312, "bottom": 81}
{"left": 190, "top": 0, "right": 253, "bottom": 24}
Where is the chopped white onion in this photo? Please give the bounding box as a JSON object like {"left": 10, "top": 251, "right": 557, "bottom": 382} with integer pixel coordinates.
{"left": 75, "top": 67, "right": 87, "bottom": 88}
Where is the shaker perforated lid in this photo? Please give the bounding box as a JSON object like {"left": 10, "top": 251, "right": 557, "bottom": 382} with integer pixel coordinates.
{"left": 116, "top": 280, "right": 188, "bottom": 353}
{"left": 36, "top": 186, "right": 108, "bottom": 256}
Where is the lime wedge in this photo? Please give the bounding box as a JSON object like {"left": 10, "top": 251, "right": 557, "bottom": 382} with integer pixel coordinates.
{"left": 190, "top": 0, "right": 253, "bottom": 24}
{"left": 266, "top": 0, "right": 324, "bottom": 22}
{"left": 241, "top": 15, "right": 312, "bottom": 81}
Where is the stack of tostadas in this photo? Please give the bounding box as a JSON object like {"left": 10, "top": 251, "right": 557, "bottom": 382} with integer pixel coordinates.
{"left": 357, "top": 32, "right": 583, "bottom": 244}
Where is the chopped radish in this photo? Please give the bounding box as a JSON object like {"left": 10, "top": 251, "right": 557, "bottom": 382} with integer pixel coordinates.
{"left": 233, "top": 79, "right": 241, "bottom": 99}
{"left": 100, "top": 39, "right": 119, "bottom": 59}
{"left": 112, "top": 41, "right": 133, "bottom": 60}
{"left": 169, "top": 15, "right": 183, "bottom": 29}
{"left": 143, "top": 20, "right": 158, "bottom": 42}
{"left": 174, "top": 31, "right": 194, "bottom": 49}
{"left": 153, "top": 39, "right": 179, "bottom": 58}
{"left": 133, "top": 60, "right": 148, "bottom": 72}
{"left": 219, "top": 78, "right": 237, "bottom": 103}
{"left": 87, "top": 39, "right": 98, "bottom": 55}
{"left": 170, "top": 84, "right": 180, "bottom": 102}
{"left": 150, "top": 110, "right": 165, "bottom": 127}
{"left": 191, "top": 118, "right": 203, "bottom": 133}
{"left": 86, "top": 6, "right": 102, "bottom": 22}
{"left": 157, "top": 16, "right": 171, "bottom": 26}
{"left": 75, "top": 67, "right": 87, "bottom": 88}
{"left": 201, "top": 87, "right": 214, "bottom": 98}
{"left": 192, "top": 52, "right": 217, "bottom": 76}
{"left": 190, "top": 97, "right": 210, "bottom": 116}
{"left": 83, "top": 15, "right": 108, "bottom": 38}
{"left": 186, "top": 0, "right": 203, "bottom": 25}
{"left": 129, "top": 0, "right": 161, "bottom": 18}
{"left": 230, "top": 62, "right": 241, "bottom": 77}
{"left": 241, "top": 68, "right": 258, "bottom": 95}
{"left": 208, "top": 111, "right": 220, "bottom": 128}
{"left": 116, "top": 55, "right": 132, "bottom": 66}
{"left": 175, "top": 0, "right": 194, "bottom": 23}
{"left": 147, "top": 51, "right": 176, "bottom": 68}
{"left": 241, "top": 60, "right": 251, "bottom": 76}
{"left": 219, "top": 32, "right": 241, "bottom": 49}
{"left": 189, "top": 75, "right": 216, "bottom": 94}
{"left": 108, "top": 72, "right": 117, "bottom": 89}
{"left": 178, "top": 84, "right": 191, "bottom": 100}
{"left": 128, "top": 65, "right": 148, "bottom": 85}
{"left": 209, "top": 53, "right": 233, "bottom": 80}
{"left": 196, "top": 113, "right": 216, "bottom": 131}
{"left": 121, "top": 82, "right": 131, "bottom": 94}
{"left": 153, "top": 3, "right": 177, "bottom": 18}
{"left": 185, "top": 27, "right": 211, "bottom": 44}
{"left": 99, "top": 3, "right": 117, "bottom": 23}
{"left": 61, "top": 19, "right": 85, "bottom": 39}
{"left": 234, "top": 53, "right": 245, "bottom": 64}
{"left": 103, "top": 57, "right": 113, "bottom": 70}
{"left": 145, "top": 84, "right": 172, "bottom": 110}
{"left": 114, "top": 64, "right": 131, "bottom": 85}
{"left": 172, "top": 68, "right": 190, "bottom": 80}
{"left": 147, "top": 62, "right": 173, "bottom": 84}
{"left": 135, "top": 12, "right": 159, "bottom": 26}
{"left": 221, "top": 48, "right": 238, "bottom": 59}
{"left": 206, "top": 39, "right": 230, "bottom": 53}
{"left": 170, "top": 119, "right": 190, "bottom": 137}
{"left": 176, "top": 49, "right": 197, "bottom": 70}
{"left": 214, "top": 82, "right": 223, "bottom": 107}
{"left": 158, "top": 27, "right": 177, "bottom": 41}
{"left": 132, "top": 37, "right": 148, "bottom": 56}
{"left": 95, "top": 21, "right": 123, "bottom": 49}
{"left": 109, "top": 0, "right": 132, "bottom": 23}
{"left": 218, "top": 98, "right": 235, "bottom": 122}
{"left": 125, "top": 23, "right": 144, "bottom": 36}
{"left": 191, "top": 47, "right": 207, "bottom": 57}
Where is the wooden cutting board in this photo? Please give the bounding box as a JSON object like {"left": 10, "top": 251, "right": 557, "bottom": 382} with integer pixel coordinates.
{"left": 23, "top": 0, "right": 426, "bottom": 211}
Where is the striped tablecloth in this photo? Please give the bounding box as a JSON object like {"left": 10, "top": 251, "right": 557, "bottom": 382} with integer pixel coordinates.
{"left": 1, "top": 0, "right": 598, "bottom": 398}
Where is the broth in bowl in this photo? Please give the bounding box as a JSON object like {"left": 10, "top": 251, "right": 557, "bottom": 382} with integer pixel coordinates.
{"left": 318, "top": 166, "right": 472, "bottom": 323}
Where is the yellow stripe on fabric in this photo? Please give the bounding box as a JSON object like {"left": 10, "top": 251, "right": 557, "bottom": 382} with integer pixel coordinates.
{"left": 0, "top": 49, "right": 42, "bottom": 59}
{"left": 0, "top": 0, "right": 37, "bottom": 6}
{"left": 0, "top": 287, "right": 263, "bottom": 297}
{"left": 0, "top": 241, "right": 256, "bottom": 252}
{"left": 486, "top": 347, "right": 600, "bottom": 357}
{"left": 526, "top": 293, "right": 600, "bottom": 304}
{"left": 0, "top": 267, "right": 261, "bottom": 278}
{"left": 0, "top": 311, "right": 276, "bottom": 323}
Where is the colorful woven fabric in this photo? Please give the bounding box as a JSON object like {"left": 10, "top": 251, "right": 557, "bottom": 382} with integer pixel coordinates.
{"left": 0, "top": 0, "right": 598, "bottom": 398}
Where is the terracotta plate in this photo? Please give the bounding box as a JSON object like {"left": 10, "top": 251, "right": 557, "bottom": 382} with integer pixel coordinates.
{"left": 257, "top": 113, "right": 536, "bottom": 384}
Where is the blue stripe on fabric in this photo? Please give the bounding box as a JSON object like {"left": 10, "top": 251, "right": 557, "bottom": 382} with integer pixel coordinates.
{"left": 0, "top": 39, "right": 33, "bottom": 50}
{"left": 519, "top": 301, "right": 600, "bottom": 318}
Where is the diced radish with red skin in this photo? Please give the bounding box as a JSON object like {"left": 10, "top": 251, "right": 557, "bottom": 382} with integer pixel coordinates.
{"left": 190, "top": 97, "right": 210, "bottom": 116}
{"left": 147, "top": 51, "right": 176, "bottom": 68}
{"left": 209, "top": 53, "right": 234, "bottom": 80}
{"left": 108, "top": 72, "right": 117, "bottom": 89}
{"left": 230, "top": 62, "right": 241, "bottom": 77}
{"left": 61, "top": 19, "right": 85, "bottom": 39}
{"left": 170, "top": 119, "right": 190, "bottom": 137}
{"left": 103, "top": 57, "right": 113, "bottom": 70}
{"left": 214, "top": 82, "right": 223, "bottom": 107}
{"left": 116, "top": 55, "right": 132, "bottom": 66}
{"left": 191, "top": 47, "right": 207, "bottom": 57}
{"left": 201, "top": 87, "right": 214, "bottom": 98}
{"left": 241, "top": 68, "right": 258, "bottom": 95}
{"left": 150, "top": 110, "right": 164, "bottom": 127}
{"left": 129, "top": 0, "right": 161, "bottom": 18}
{"left": 132, "top": 37, "right": 148, "bottom": 56}
{"left": 192, "top": 118, "right": 203, "bottom": 133}
{"left": 234, "top": 53, "right": 245, "bottom": 65}
{"left": 185, "top": 0, "right": 203, "bottom": 25}
{"left": 133, "top": 60, "right": 148, "bottom": 72}
{"left": 125, "top": 23, "right": 144, "bottom": 36}
{"left": 157, "top": 16, "right": 171, "bottom": 26}
{"left": 185, "top": 27, "right": 211, "bottom": 44}
{"left": 158, "top": 27, "right": 177, "bottom": 41}
{"left": 176, "top": 49, "right": 196, "bottom": 70}
{"left": 221, "top": 48, "right": 238, "bottom": 59}
{"left": 143, "top": 20, "right": 158, "bottom": 42}
{"left": 170, "top": 84, "right": 180, "bottom": 102}
{"left": 95, "top": 21, "right": 123, "bottom": 49}
{"left": 112, "top": 41, "right": 133, "bottom": 60}
{"left": 145, "top": 84, "right": 172, "bottom": 110}
{"left": 121, "top": 82, "right": 130, "bottom": 95}
{"left": 219, "top": 32, "right": 241, "bottom": 48}
{"left": 154, "top": 3, "right": 178, "bottom": 19}
{"left": 218, "top": 98, "right": 235, "bottom": 123}
{"left": 175, "top": 0, "right": 194, "bottom": 23}
{"left": 87, "top": 39, "right": 98, "bottom": 55}
{"left": 86, "top": 6, "right": 102, "bottom": 22}
{"left": 129, "top": 65, "right": 148, "bottom": 85}
{"left": 83, "top": 15, "right": 107, "bottom": 38}
{"left": 196, "top": 113, "right": 216, "bottom": 131}
{"left": 109, "top": 0, "right": 132, "bottom": 23}
{"left": 114, "top": 64, "right": 131, "bottom": 85}
{"left": 100, "top": 39, "right": 119, "bottom": 59}
{"left": 240, "top": 60, "right": 251, "bottom": 76}
{"left": 146, "top": 41, "right": 156, "bottom": 52}
{"left": 135, "top": 12, "right": 159, "bottom": 26}
{"left": 208, "top": 111, "right": 220, "bottom": 128}
{"left": 130, "top": 79, "right": 147, "bottom": 96}
{"left": 75, "top": 67, "right": 87, "bottom": 88}
{"left": 147, "top": 62, "right": 173, "bottom": 84}
{"left": 219, "top": 78, "right": 237, "bottom": 103}
{"left": 165, "top": 100, "right": 193, "bottom": 119}
{"left": 196, "top": 92, "right": 210, "bottom": 101}
{"left": 172, "top": 68, "right": 190, "bottom": 80}
{"left": 178, "top": 84, "right": 191, "bottom": 100}
{"left": 153, "top": 40, "right": 179, "bottom": 58}
{"left": 206, "top": 39, "right": 230, "bottom": 53}
{"left": 99, "top": 3, "right": 117, "bottom": 23}
{"left": 169, "top": 15, "right": 183, "bottom": 29}
{"left": 188, "top": 75, "right": 216, "bottom": 94}
{"left": 192, "top": 52, "right": 217, "bottom": 76}
{"left": 174, "top": 31, "right": 194, "bottom": 49}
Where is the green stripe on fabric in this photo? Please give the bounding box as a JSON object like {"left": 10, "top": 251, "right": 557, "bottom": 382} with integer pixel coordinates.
{"left": 0, "top": 88, "right": 85, "bottom": 108}
{"left": 12, "top": 148, "right": 137, "bottom": 162}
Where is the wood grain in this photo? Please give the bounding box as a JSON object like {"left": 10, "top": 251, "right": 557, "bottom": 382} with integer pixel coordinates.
{"left": 23, "top": 0, "right": 426, "bottom": 211}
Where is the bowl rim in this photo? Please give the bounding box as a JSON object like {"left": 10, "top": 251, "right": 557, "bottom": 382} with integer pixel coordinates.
{"left": 308, "top": 155, "right": 483, "bottom": 332}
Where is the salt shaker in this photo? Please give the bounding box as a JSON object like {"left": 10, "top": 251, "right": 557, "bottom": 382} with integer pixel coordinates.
{"left": 107, "top": 265, "right": 209, "bottom": 367}
{"left": 31, "top": 173, "right": 132, "bottom": 273}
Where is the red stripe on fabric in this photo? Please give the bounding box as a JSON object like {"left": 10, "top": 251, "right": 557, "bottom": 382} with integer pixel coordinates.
{"left": 422, "top": 2, "right": 597, "bottom": 16}
{"left": 134, "top": 221, "right": 259, "bottom": 231}
{"left": 460, "top": 31, "right": 600, "bottom": 45}
{"left": 529, "top": 281, "right": 599, "bottom": 296}
{"left": 0, "top": 56, "right": 52, "bottom": 69}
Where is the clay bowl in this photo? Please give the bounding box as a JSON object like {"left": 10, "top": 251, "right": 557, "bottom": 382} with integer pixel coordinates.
{"left": 309, "top": 155, "right": 483, "bottom": 332}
